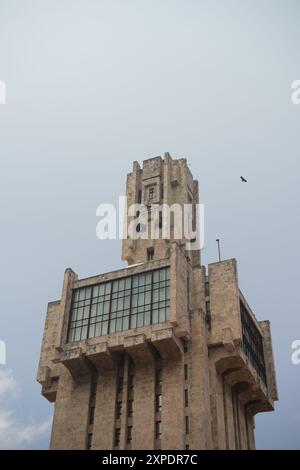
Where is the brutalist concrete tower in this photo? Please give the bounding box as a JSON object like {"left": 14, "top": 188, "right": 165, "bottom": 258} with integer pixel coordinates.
{"left": 38, "top": 153, "right": 278, "bottom": 450}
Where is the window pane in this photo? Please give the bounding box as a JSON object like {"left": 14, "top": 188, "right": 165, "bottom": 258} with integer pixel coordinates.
{"left": 79, "top": 289, "right": 85, "bottom": 301}
{"left": 112, "top": 281, "right": 118, "bottom": 292}
{"left": 90, "top": 304, "right": 97, "bottom": 317}
{"left": 102, "top": 321, "right": 108, "bottom": 335}
{"left": 131, "top": 315, "right": 137, "bottom": 329}
{"left": 77, "top": 307, "right": 83, "bottom": 320}
{"left": 85, "top": 287, "right": 92, "bottom": 299}
{"left": 116, "top": 318, "right": 123, "bottom": 332}
{"left": 123, "top": 316, "right": 129, "bottom": 330}
{"left": 83, "top": 306, "right": 90, "bottom": 318}
{"left": 159, "top": 289, "right": 166, "bottom": 301}
{"left": 144, "top": 311, "right": 151, "bottom": 326}
{"left": 138, "top": 293, "right": 144, "bottom": 305}
{"left": 88, "top": 324, "right": 95, "bottom": 338}
{"left": 81, "top": 325, "right": 88, "bottom": 339}
{"left": 74, "top": 328, "right": 81, "bottom": 341}
{"left": 152, "top": 309, "right": 159, "bottom": 324}
{"left": 110, "top": 320, "right": 116, "bottom": 333}
{"left": 145, "top": 291, "right": 151, "bottom": 304}
{"left": 166, "top": 306, "right": 170, "bottom": 320}
{"left": 159, "top": 308, "right": 166, "bottom": 323}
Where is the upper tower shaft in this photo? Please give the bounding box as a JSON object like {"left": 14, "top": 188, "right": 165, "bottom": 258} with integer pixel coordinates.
{"left": 122, "top": 152, "right": 201, "bottom": 267}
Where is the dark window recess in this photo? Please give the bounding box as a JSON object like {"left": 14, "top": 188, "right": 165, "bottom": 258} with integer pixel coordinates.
{"left": 155, "top": 421, "right": 161, "bottom": 439}
{"left": 205, "top": 281, "right": 210, "bottom": 297}
{"left": 91, "top": 380, "right": 97, "bottom": 400}
{"left": 184, "top": 364, "right": 188, "bottom": 380}
{"left": 87, "top": 433, "right": 93, "bottom": 450}
{"left": 127, "top": 426, "right": 133, "bottom": 444}
{"left": 115, "top": 428, "right": 121, "bottom": 447}
{"left": 159, "top": 212, "right": 163, "bottom": 229}
{"left": 136, "top": 223, "right": 141, "bottom": 233}
{"left": 155, "top": 394, "right": 162, "bottom": 412}
{"left": 156, "top": 369, "right": 162, "bottom": 385}
{"left": 149, "top": 187, "right": 155, "bottom": 200}
{"left": 185, "top": 389, "right": 188, "bottom": 407}
{"left": 240, "top": 301, "right": 267, "bottom": 385}
{"left": 206, "top": 301, "right": 210, "bottom": 315}
{"left": 138, "top": 190, "right": 142, "bottom": 204}
{"left": 128, "top": 374, "right": 134, "bottom": 390}
{"left": 186, "top": 445, "right": 189, "bottom": 450}
{"left": 192, "top": 203, "right": 196, "bottom": 232}
{"left": 183, "top": 340, "right": 188, "bottom": 353}
{"left": 89, "top": 405, "right": 95, "bottom": 424}
{"left": 116, "top": 401, "right": 122, "bottom": 419}
{"left": 118, "top": 376, "right": 123, "bottom": 393}
{"left": 185, "top": 416, "right": 189, "bottom": 434}
{"left": 128, "top": 399, "right": 134, "bottom": 417}
{"left": 161, "top": 184, "right": 164, "bottom": 200}
{"left": 147, "top": 247, "right": 154, "bottom": 261}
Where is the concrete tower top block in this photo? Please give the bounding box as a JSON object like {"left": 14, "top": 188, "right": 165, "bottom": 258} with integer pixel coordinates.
{"left": 142, "top": 156, "right": 163, "bottom": 179}
{"left": 164, "top": 152, "right": 172, "bottom": 163}
{"left": 133, "top": 161, "right": 141, "bottom": 172}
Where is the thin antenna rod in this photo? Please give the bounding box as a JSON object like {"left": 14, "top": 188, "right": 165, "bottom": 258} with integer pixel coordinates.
{"left": 216, "top": 238, "right": 221, "bottom": 262}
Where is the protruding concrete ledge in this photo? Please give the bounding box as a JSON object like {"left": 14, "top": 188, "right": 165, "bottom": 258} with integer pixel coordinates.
{"left": 124, "top": 333, "right": 157, "bottom": 364}
{"left": 248, "top": 398, "right": 274, "bottom": 415}
{"left": 237, "top": 383, "right": 273, "bottom": 412}
{"left": 213, "top": 350, "right": 246, "bottom": 375}
{"left": 60, "top": 347, "right": 92, "bottom": 376}
{"left": 37, "top": 365, "right": 51, "bottom": 386}
{"left": 56, "top": 325, "right": 184, "bottom": 370}
{"left": 42, "top": 378, "right": 59, "bottom": 403}
{"left": 86, "top": 342, "right": 116, "bottom": 370}
{"left": 151, "top": 327, "right": 183, "bottom": 358}
{"left": 211, "top": 345, "right": 274, "bottom": 416}
{"left": 224, "top": 367, "right": 256, "bottom": 387}
{"left": 37, "top": 366, "right": 59, "bottom": 402}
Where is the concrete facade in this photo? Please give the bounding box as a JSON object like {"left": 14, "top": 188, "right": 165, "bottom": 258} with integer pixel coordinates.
{"left": 37, "top": 153, "right": 278, "bottom": 450}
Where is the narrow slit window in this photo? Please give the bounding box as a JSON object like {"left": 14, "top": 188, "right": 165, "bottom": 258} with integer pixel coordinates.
{"left": 155, "top": 421, "right": 161, "bottom": 439}
{"left": 147, "top": 247, "right": 154, "bottom": 261}
{"left": 127, "top": 426, "right": 133, "bottom": 444}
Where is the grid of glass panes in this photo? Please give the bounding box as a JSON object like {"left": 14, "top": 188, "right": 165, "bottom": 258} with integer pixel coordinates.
{"left": 240, "top": 302, "right": 267, "bottom": 385}
{"left": 111, "top": 277, "right": 132, "bottom": 333}
{"left": 152, "top": 268, "right": 170, "bottom": 324}
{"left": 89, "top": 282, "right": 111, "bottom": 338}
{"left": 67, "top": 267, "right": 170, "bottom": 342}
{"left": 131, "top": 271, "right": 152, "bottom": 329}
{"left": 68, "top": 286, "right": 93, "bottom": 342}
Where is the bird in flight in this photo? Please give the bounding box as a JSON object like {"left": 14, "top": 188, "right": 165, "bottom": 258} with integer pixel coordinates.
{"left": 240, "top": 176, "right": 247, "bottom": 183}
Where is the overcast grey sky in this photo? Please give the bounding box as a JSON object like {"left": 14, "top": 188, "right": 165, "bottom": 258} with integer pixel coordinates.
{"left": 0, "top": 0, "right": 299, "bottom": 449}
